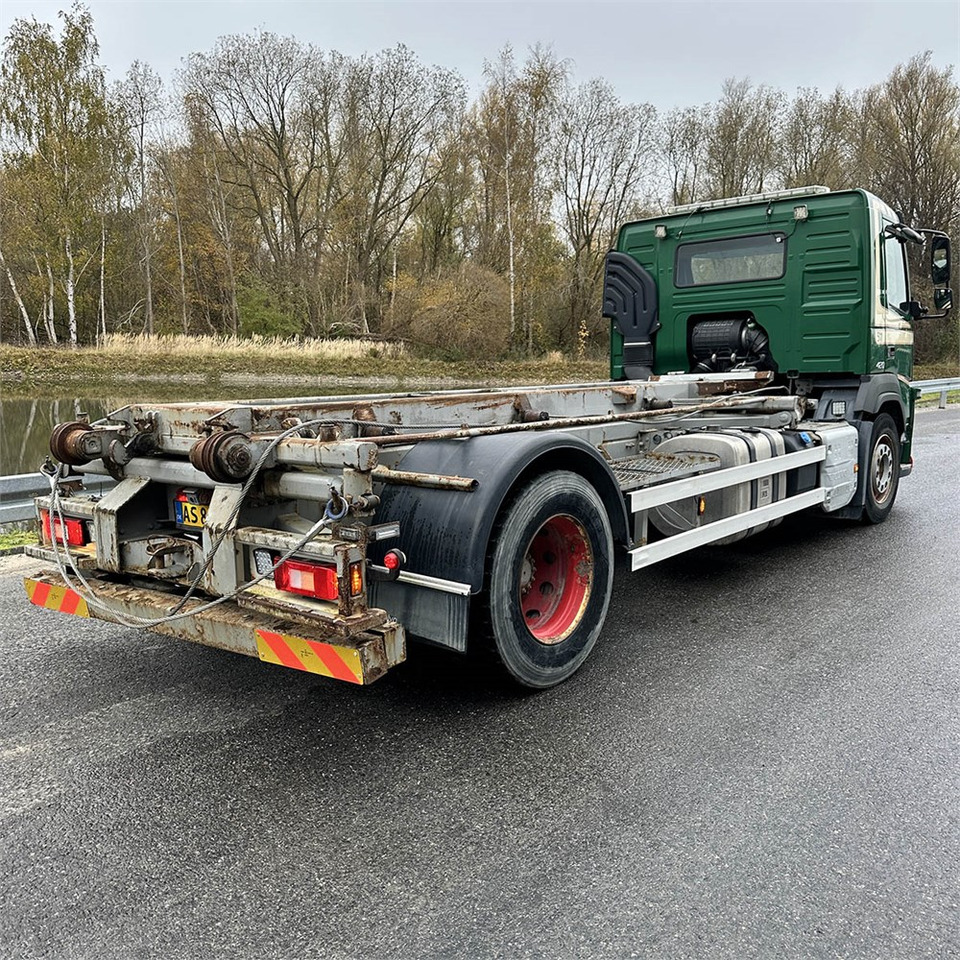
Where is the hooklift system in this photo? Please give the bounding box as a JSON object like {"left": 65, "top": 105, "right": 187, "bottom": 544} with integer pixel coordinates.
{"left": 24, "top": 186, "right": 953, "bottom": 689}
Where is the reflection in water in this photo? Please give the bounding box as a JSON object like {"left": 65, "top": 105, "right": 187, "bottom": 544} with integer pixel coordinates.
{"left": 1, "top": 397, "right": 113, "bottom": 476}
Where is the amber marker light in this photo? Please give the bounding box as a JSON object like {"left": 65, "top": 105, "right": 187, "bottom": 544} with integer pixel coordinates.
{"left": 349, "top": 562, "right": 364, "bottom": 596}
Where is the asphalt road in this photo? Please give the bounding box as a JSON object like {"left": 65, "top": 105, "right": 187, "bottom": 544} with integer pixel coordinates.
{"left": 1, "top": 407, "right": 958, "bottom": 960}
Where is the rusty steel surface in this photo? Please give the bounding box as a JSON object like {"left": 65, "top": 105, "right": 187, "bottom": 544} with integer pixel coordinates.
{"left": 238, "top": 584, "right": 388, "bottom": 641}
{"left": 78, "top": 456, "right": 215, "bottom": 488}
{"left": 27, "top": 571, "right": 261, "bottom": 657}
{"left": 48, "top": 420, "right": 96, "bottom": 466}
{"left": 189, "top": 432, "right": 256, "bottom": 482}
{"left": 33, "top": 494, "right": 98, "bottom": 519}
{"left": 235, "top": 526, "right": 338, "bottom": 563}
{"left": 25, "top": 570, "right": 404, "bottom": 681}
{"left": 365, "top": 396, "right": 806, "bottom": 447}
{"left": 120, "top": 536, "right": 201, "bottom": 581}
{"left": 274, "top": 437, "right": 380, "bottom": 471}
{"left": 91, "top": 378, "right": 708, "bottom": 432}
{"left": 370, "top": 466, "right": 479, "bottom": 492}
{"left": 64, "top": 375, "right": 788, "bottom": 470}
{"left": 24, "top": 543, "right": 100, "bottom": 571}
{"left": 694, "top": 375, "right": 775, "bottom": 396}
{"left": 202, "top": 486, "right": 245, "bottom": 597}
{"left": 91, "top": 477, "right": 152, "bottom": 573}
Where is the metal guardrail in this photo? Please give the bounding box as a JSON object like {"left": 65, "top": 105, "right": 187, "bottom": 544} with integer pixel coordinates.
{"left": 0, "top": 473, "right": 115, "bottom": 525}
{"left": 913, "top": 377, "right": 960, "bottom": 409}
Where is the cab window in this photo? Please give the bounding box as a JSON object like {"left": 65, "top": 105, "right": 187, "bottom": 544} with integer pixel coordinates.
{"left": 675, "top": 233, "right": 786, "bottom": 287}
{"left": 882, "top": 229, "right": 909, "bottom": 314}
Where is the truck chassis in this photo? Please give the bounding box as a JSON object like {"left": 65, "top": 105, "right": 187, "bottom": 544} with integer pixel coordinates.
{"left": 25, "top": 370, "right": 875, "bottom": 688}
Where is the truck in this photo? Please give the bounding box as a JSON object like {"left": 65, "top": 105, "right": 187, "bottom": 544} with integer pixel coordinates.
{"left": 24, "top": 186, "right": 954, "bottom": 689}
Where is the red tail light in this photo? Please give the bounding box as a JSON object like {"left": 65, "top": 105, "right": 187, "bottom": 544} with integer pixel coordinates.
{"left": 40, "top": 510, "right": 87, "bottom": 547}
{"left": 275, "top": 558, "right": 338, "bottom": 601}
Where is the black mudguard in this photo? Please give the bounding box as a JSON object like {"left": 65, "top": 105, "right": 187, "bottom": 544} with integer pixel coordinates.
{"left": 853, "top": 373, "right": 906, "bottom": 431}
{"left": 372, "top": 431, "right": 629, "bottom": 593}
{"left": 824, "top": 373, "right": 910, "bottom": 519}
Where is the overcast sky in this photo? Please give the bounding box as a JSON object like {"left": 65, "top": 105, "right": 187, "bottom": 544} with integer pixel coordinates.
{"left": 1, "top": 0, "right": 958, "bottom": 109}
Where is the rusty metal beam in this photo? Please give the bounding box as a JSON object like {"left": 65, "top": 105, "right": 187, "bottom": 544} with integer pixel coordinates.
{"left": 364, "top": 397, "right": 806, "bottom": 447}
{"left": 370, "top": 466, "right": 479, "bottom": 491}
{"left": 24, "top": 571, "right": 405, "bottom": 684}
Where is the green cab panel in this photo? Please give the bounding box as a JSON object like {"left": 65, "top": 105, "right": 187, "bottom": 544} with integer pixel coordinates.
{"left": 612, "top": 190, "right": 875, "bottom": 379}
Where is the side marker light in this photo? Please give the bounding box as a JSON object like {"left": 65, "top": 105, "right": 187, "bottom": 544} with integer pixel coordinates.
{"left": 349, "top": 562, "right": 363, "bottom": 597}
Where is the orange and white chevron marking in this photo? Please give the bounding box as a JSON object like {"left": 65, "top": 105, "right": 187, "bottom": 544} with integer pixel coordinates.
{"left": 255, "top": 629, "right": 364, "bottom": 684}
{"left": 24, "top": 576, "right": 369, "bottom": 684}
{"left": 25, "top": 578, "right": 90, "bottom": 618}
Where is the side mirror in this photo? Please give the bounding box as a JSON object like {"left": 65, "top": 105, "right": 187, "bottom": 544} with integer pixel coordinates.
{"left": 931, "top": 235, "right": 951, "bottom": 286}
{"left": 934, "top": 288, "right": 953, "bottom": 312}
{"left": 900, "top": 300, "right": 925, "bottom": 320}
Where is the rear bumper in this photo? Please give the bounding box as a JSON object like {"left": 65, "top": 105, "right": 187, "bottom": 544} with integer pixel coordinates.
{"left": 24, "top": 569, "right": 405, "bottom": 685}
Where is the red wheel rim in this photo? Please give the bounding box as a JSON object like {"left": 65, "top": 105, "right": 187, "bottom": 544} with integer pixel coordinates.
{"left": 518, "top": 514, "right": 593, "bottom": 644}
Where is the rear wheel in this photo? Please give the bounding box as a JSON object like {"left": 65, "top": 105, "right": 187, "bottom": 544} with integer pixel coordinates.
{"left": 862, "top": 413, "right": 901, "bottom": 524}
{"left": 485, "top": 471, "right": 614, "bottom": 689}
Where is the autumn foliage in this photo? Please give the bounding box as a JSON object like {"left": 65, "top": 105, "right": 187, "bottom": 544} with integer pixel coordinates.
{"left": 1, "top": 5, "right": 958, "bottom": 363}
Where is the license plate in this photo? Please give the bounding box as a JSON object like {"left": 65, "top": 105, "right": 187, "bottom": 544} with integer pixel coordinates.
{"left": 175, "top": 501, "right": 208, "bottom": 528}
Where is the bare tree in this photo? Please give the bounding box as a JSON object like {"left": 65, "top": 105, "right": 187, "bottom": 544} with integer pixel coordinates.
{"left": 472, "top": 46, "right": 566, "bottom": 352}
{"left": 184, "top": 33, "right": 334, "bottom": 312}
{"left": 411, "top": 124, "right": 474, "bottom": 277}
{"left": 118, "top": 60, "right": 162, "bottom": 335}
{"left": 555, "top": 78, "right": 656, "bottom": 348}
{"left": 662, "top": 105, "right": 710, "bottom": 206}
{"left": 778, "top": 86, "right": 852, "bottom": 189}
{"left": 855, "top": 53, "right": 960, "bottom": 232}
{"left": 338, "top": 45, "right": 464, "bottom": 333}
{"left": 703, "top": 78, "right": 784, "bottom": 198}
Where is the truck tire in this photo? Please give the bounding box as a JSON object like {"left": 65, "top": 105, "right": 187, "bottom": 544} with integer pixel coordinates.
{"left": 485, "top": 471, "right": 614, "bottom": 688}
{"left": 862, "top": 413, "right": 901, "bottom": 524}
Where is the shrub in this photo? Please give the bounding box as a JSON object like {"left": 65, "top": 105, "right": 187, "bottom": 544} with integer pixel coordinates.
{"left": 389, "top": 264, "right": 512, "bottom": 360}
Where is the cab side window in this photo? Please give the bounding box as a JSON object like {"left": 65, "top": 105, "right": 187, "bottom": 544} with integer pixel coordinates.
{"left": 882, "top": 229, "right": 909, "bottom": 314}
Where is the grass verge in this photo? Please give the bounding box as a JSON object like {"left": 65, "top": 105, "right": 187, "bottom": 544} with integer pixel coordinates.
{"left": 1, "top": 337, "right": 608, "bottom": 394}
{"left": 1, "top": 338, "right": 955, "bottom": 399}
{"left": 0, "top": 529, "right": 36, "bottom": 554}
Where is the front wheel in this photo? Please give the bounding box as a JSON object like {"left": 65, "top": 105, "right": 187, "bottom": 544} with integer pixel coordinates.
{"left": 485, "top": 471, "right": 614, "bottom": 689}
{"left": 862, "top": 413, "right": 901, "bottom": 524}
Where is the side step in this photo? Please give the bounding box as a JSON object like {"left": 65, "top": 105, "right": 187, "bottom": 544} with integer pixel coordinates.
{"left": 609, "top": 451, "right": 721, "bottom": 491}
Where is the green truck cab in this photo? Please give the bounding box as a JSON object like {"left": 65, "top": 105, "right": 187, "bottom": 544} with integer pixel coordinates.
{"left": 606, "top": 186, "right": 953, "bottom": 507}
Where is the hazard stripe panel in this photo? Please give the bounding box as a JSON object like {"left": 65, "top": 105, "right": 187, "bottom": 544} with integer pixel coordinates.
{"left": 25, "top": 578, "right": 90, "bottom": 619}
{"left": 255, "top": 629, "right": 364, "bottom": 684}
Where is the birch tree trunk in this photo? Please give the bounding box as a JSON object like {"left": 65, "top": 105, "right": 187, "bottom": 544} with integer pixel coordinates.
{"left": 64, "top": 232, "right": 78, "bottom": 346}
{"left": 174, "top": 204, "right": 189, "bottom": 334}
{"left": 0, "top": 246, "right": 38, "bottom": 345}
{"left": 44, "top": 256, "right": 58, "bottom": 344}
{"left": 99, "top": 215, "right": 106, "bottom": 343}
